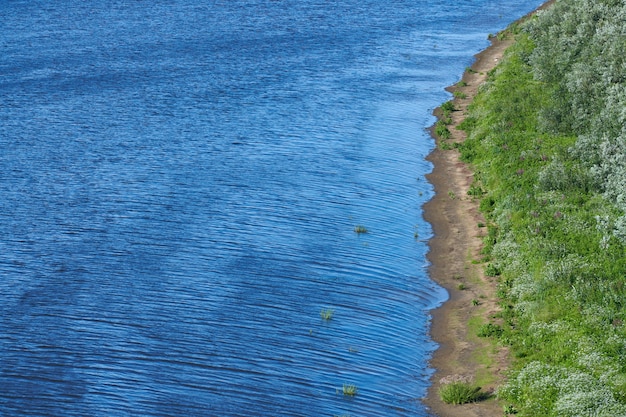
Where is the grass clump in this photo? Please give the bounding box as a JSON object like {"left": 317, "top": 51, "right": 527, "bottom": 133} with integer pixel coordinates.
{"left": 441, "top": 100, "right": 456, "bottom": 113}
{"left": 439, "top": 375, "right": 485, "bottom": 404}
{"left": 320, "top": 308, "right": 334, "bottom": 321}
{"left": 467, "top": 184, "right": 485, "bottom": 198}
{"left": 453, "top": 90, "right": 467, "bottom": 99}
{"left": 342, "top": 384, "right": 358, "bottom": 396}
{"left": 477, "top": 323, "right": 503, "bottom": 338}
{"left": 435, "top": 120, "right": 451, "bottom": 140}
{"left": 484, "top": 263, "right": 500, "bottom": 277}
{"left": 353, "top": 225, "right": 367, "bottom": 234}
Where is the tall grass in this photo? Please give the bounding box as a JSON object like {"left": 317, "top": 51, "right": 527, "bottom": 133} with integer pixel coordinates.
{"left": 438, "top": 375, "right": 485, "bottom": 405}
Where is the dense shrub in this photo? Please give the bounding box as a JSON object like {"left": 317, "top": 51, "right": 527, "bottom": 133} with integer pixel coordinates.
{"left": 526, "top": 0, "right": 626, "bottom": 242}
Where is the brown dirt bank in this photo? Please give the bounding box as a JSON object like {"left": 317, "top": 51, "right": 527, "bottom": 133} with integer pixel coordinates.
{"left": 421, "top": 2, "right": 554, "bottom": 416}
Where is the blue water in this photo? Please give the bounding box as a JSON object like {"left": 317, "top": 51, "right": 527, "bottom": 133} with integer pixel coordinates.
{"left": 0, "top": 1, "right": 544, "bottom": 416}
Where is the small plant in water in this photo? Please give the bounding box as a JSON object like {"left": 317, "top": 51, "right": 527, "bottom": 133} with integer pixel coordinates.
{"left": 354, "top": 225, "right": 368, "bottom": 234}
{"left": 320, "top": 308, "right": 334, "bottom": 321}
{"left": 342, "top": 384, "right": 358, "bottom": 396}
{"left": 439, "top": 375, "right": 484, "bottom": 404}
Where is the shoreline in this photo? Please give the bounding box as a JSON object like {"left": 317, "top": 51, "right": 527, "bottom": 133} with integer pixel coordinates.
{"left": 421, "top": 2, "right": 554, "bottom": 416}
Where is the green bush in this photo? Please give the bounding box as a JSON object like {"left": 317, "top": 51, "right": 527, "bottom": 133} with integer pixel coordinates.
{"left": 435, "top": 120, "right": 451, "bottom": 140}
{"left": 478, "top": 196, "right": 496, "bottom": 214}
{"left": 477, "top": 323, "right": 503, "bottom": 338}
{"left": 441, "top": 100, "right": 456, "bottom": 113}
{"left": 485, "top": 263, "right": 500, "bottom": 277}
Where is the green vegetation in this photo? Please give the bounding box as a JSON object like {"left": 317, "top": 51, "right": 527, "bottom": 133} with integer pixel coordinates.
{"left": 453, "top": 1, "right": 626, "bottom": 415}
{"left": 342, "top": 384, "right": 358, "bottom": 396}
{"left": 320, "top": 308, "right": 334, "bottom": 321}
{"left": 353, "top": 225, "right": 368, "bottom": 234}
{"left": 436, "top": 100, "right": 456, "bottom": 147}
{"left": 434, "top": 120, "right": 451, "bottom": 140}
{"left": 439, "top": 376, "right": 485, "bottom": 405}
{"left": 453, "top": 90, "right": 467, "bottom": 99}
{"left": 477, "top": 323, "right": 503, "bottom": 339}
{"left": 467, "top": 184, "right": 485, "bottom": 198}
{"left": 441, "top": 100, "right": 455, "bottom": 113}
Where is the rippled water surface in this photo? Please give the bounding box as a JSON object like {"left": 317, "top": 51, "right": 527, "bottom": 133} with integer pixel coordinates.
{"left": 1, "top": 1, "right": 544, "bottom": 415}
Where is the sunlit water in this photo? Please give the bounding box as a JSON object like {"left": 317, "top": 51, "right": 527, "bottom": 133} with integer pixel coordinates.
{"left": 0, "top": 1, "right": 544, "bottom": 415}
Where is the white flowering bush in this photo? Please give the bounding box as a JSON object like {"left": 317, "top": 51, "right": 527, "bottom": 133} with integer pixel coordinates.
{"left": 500, "top": 363, "right": 626, "bottom": 416}
{"left": 499, "top": 362, "right": 562, "bottom": 415}
{"left": 553, "top": 388, "right": 626, "bottom": 417}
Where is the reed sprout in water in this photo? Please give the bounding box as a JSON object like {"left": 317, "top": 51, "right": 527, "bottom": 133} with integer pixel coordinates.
{"left": 353, "top": 225, "right": 368, "bottom": 234}
{"left": 320, "top": 308, "right": 334, "bottom": 321}
{"left": 342, "top": 384, "right": 358, "bottom": 396}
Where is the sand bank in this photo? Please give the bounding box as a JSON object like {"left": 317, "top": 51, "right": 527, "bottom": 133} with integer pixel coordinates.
{"left": 422, "top": 2, "right": 554, "bottom": 415}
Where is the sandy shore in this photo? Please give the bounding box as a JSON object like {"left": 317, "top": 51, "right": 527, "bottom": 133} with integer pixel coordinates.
{"left": 421, "top": 3, "right": 553, "bottom": 416}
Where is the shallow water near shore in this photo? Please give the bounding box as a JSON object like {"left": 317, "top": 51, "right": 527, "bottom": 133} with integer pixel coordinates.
{"left": 1, "top": 1, "right": 544, "bottom": 415}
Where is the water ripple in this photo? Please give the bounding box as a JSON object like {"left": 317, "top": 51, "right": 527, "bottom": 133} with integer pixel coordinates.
{"left": 1, "top": 0, "right": 547, "bottom": 416}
